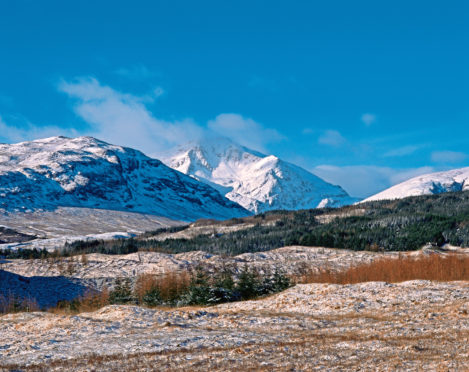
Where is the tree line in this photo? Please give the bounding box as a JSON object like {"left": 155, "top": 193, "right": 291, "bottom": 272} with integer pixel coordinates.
{"left": 2, "top": 191, "right": 469, "bottom": 259}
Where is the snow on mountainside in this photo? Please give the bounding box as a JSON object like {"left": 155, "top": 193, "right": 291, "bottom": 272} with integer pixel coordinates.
{"left": 163, "top": 137, "right": 357, "bottom": 213}
{"left": 362, "top": 167, "right": 469, "bottom": 202}
{"left": 0, "top": 136, "right": 249, "bottom": 221}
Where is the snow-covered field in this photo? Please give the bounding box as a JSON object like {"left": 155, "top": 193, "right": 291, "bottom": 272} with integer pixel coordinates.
{"left": 0, "top": 231, "right": 137, "bottom": 252}
{"left": 1, "top": 280, "right": 468, "bottom": 371}
{"left": 2, "top": 245, "right": 467, "bottom": 313}
{"left": 0, "top": 206, "right": 185, "bottom": 240}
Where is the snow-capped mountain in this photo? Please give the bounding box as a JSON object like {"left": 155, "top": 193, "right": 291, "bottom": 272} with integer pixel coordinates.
{"left": 163, "top": 137, "right": 357, "bottom": 213}
{"left": 0, "top": 136, "right": 249, "bottom": 221}
{"left": 362, "top": 167, "right": 469, "bottom": 202}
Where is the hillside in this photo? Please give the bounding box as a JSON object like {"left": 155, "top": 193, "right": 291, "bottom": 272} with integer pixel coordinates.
{"left": 29, "top": 190, "right": 469, "bottom": 258}
{"left": 0, "top": 136, "right": 249, "bottom": 221}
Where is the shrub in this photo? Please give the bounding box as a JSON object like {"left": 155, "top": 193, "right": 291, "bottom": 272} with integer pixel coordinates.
{"left": 260, "top": 268, "right": 291, "bottom": 295}
{"left": 182, "top": 268, "right": 212, "bottom": 305}
{"left": 142, "top": 288, "right": 161, "bottom": 307}
{"left": 135, "top": 274, "right": 161, "bottom": 306}
{"left": 109, "top": 278, "right": 135, "bottom": 304}
{"left": 53, "top": 288, "right": 109, "bottom": 314}
{"left": 236, "top": 266, "right": 260, "bottom": 300}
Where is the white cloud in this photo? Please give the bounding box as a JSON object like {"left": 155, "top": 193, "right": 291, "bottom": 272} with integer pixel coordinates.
{"left": 57, "top": 78, "right": 284, "bottom": 156}
{"left": 207, "top": 113, "right": 285, "bottom": 152}
{"left": 58, "top": 77, "right": 203, "bottom": 156}
{"left": 0, "top": 115, "right": 76, "bottom": 144}
{"left": 383, "top": 145, "right": 419, "bottom": 157}
{"left": 318, "top": 130, "right": 346, "bottom": 147}
{"left": 361, "top": 113, "right": 376, "bottom": 126}
{"left": 312, "top": 165, "right": 434, "bottom": 198}
{"left": 431, "top": 151, "right": 467, "bottom": 164}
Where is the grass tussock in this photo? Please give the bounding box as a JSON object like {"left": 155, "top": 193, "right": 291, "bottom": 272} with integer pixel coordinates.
{"left": 298, "top": 253, "right": 469, "bottom": 284}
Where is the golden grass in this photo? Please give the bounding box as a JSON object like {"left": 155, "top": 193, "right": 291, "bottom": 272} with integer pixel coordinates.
{"left": 297, "top": 253, "right": 469, "bottom": 284}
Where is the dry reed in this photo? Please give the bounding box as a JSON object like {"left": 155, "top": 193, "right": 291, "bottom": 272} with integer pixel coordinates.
{"left": 135, "top": 271, "right": 191, "bottom": 302}
{"left": 298, "top": 253, "right": 469, "bottom": 284}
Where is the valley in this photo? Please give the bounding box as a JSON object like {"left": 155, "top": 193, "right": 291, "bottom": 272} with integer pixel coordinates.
{"left": 0, "top": 137, "right": 468, "bottom": 371}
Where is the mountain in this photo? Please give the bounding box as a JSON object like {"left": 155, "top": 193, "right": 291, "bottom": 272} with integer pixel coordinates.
{"left": 362, "top": 167, "right": 469, "bottom": 202}
{"left": 162, "top": 137, "right": 357, "bottom": 213}
{"left": 0, "top": 136, "right": 249, "bottom": 221}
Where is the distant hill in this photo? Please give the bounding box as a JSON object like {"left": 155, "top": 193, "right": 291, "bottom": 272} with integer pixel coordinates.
{"left": 363, "top": 167, "right": 469, "bottom": 202}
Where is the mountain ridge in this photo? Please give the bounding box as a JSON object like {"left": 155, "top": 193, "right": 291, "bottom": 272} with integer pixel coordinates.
{"left": 0, "top": 136, "right": 249, "bottom": 221}
{"left": 163, "top": 137, "right": 358, "bottom": 213}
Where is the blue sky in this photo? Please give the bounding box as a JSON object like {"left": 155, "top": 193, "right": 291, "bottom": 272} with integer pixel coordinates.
{"left": 0, "top": 0, "right": 467, "bottom": 197}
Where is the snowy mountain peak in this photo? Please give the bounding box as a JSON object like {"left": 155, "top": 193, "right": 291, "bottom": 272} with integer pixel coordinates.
{"left": 163, "top": 138, "right": 357, "bottom": 213}
{"left": 0, "top": 136, "right": 249, "bottom": 221}
{"left": 362, "top": 167, "right": 469, "bottom": 202}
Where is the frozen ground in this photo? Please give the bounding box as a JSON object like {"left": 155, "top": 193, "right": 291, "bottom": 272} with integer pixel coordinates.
{"left": 0, "top": 280, "right": 468, "bottom": 371}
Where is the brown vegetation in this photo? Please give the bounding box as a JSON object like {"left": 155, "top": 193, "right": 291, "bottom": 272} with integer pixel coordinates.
{"left": 50, "top": 288, "right": 110, "bottom": 315}
{"left": 297, "top": 253, "right": 469, "bottom": 284}
{"left": 49, "top": 271, "right": 192, "bottom": 315}
{"left": 135, "top": 271, "right": 191, "bottom": 302}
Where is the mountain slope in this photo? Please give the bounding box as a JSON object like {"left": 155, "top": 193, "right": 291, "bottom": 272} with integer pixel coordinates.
{"left": 363, "top": 167, "right": 469, "bottom": 202}
{"left": 0, "top": 136, "right": 249, "bottom": 221}
{"left": 163, "top": 137, "right": 357, "bottom": 213}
